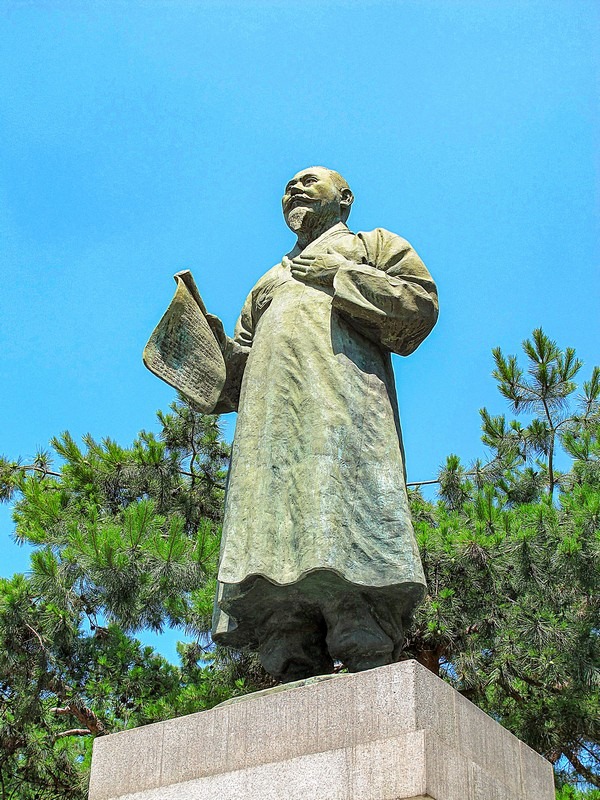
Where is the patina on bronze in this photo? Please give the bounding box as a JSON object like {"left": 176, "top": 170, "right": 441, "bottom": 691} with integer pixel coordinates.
{"left": 145, "top": 167, "right": 438, "bottom": 681}
{"left": 143, "top": 270, "right": 226, "bottom": 413}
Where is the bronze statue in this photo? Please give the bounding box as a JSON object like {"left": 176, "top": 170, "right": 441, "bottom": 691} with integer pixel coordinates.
{"left": 145, "top": 167, "right": 438, "bottom": 681}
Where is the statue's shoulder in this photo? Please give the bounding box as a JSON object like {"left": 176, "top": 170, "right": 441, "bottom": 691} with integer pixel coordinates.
{"left": 354, "top": 228, "right": 415, "bottom": 266}
{"left": 356, "top": 227, "right": 412, "bottom": 250}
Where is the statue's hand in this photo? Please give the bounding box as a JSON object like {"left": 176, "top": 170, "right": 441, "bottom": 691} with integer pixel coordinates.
{"left": 289, "top": 249, "right": 350, "bottom": 287}
{"left": 205, "top": 313, "right": 228, "bottom": 354}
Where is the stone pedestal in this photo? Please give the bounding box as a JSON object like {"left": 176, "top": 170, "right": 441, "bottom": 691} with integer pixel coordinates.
{"left": 88, "top": 660, "right": 554, "bottom": 800}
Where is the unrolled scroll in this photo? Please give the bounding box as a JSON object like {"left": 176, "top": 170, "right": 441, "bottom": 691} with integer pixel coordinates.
{"left": 143, "top": 270, "right": 226, "bottom": 413}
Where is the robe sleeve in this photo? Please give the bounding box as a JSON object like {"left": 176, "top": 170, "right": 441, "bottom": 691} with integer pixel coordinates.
{"left": 332, "top": 227, "right": 438, "bottom": 356}
{"left": 211, "top": 291, "right": 254, "bottom": 414}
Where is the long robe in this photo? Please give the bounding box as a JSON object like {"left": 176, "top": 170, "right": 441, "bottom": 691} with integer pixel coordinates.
{"left": 212, "top": 222, "right": 438, "bottom": 647}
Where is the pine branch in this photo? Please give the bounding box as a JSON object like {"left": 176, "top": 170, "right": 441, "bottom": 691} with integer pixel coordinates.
{"left": 20, "top": 465, "right": 61, "bottom": 478}
{"left": 24, "top": 623, "right": 47, "bottom": 652}
{"left": 180, "top": 468, "right": 226, "bottom": 490}
{"left": 498, "top": 678, "right": 526, "bottom": 704}
{"left": 50, "top": 700, "right": 106, "bottom": 735}
{"left": 563, "top": 747, "right": 600, "bottom": 787}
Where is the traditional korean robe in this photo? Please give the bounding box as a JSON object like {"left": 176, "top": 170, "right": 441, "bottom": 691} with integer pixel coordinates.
{"left": 211, "top": 222, "right": 438, "bottom": 648}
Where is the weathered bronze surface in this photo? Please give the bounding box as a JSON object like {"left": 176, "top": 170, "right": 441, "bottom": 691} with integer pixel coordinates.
{"left": 145, "top": 167, "right": 438, "bottom": 681}
{"left": 143, "top": 271, "right": 226, "bottom": 413}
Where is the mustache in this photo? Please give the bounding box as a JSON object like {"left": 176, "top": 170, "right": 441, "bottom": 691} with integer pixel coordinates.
{"left": 283, "top": 194, "right": 316, "bottom": 212}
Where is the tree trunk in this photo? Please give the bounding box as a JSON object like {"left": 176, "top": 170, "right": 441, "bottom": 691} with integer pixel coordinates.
{"left": 415, "top": 648, "right": 441, "bottom": 676}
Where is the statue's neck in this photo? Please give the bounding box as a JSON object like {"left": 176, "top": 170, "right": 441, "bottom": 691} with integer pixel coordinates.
{"left": 295, "top": 214, "right": 342, "bottom": 251}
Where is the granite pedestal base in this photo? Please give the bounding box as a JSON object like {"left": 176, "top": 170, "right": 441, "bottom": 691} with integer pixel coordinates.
{"left": 88, "top": 660, "right": 554, "bottom": 800}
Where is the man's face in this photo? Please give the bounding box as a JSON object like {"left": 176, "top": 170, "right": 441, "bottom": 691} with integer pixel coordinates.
{"left": 282, "top": 168, "right": 343, "bottom": 231}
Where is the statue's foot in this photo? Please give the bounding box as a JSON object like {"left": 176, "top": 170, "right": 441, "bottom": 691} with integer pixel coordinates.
{"left": 328, "top": 625, "right": 394, "bottom": 672}
{"left": 257, "top": 609, "right": 333, "bottom": 682}
{"left": 324, "top": 592, "right": 396, "bottom": 672}
{"left": 277, "top": 655, "right": 333, "bottom": 683}
{"left": 342, "top": 648, "right": 394, "bottom": 672}
{"left": 259, "top": 639, "right": 334, "bottom": 682}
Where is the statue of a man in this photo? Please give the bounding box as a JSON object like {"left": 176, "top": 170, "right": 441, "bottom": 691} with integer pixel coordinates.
{"left": 206, "top": 166, "right": 438, "bottom": 682}
{"left": 146, "top": 166, "right": 438, "bottom": 682}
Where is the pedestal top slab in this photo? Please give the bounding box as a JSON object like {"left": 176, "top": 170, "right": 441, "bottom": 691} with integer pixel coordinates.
{"left": 89, "top": 660, "right": 555, "bottom": 800}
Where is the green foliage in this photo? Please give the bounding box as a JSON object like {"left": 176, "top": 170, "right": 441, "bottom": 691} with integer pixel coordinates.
{"left": 555, "top": 789, "right": 600, "bottom": 800}
{"left": 0, "top": 571, "right": 179, "bottom": 799}
{"left": 9, "top": 401, "right": 229, "bottom": 636}
{"left": 481, "top": 328, "right": 599, "bottom": 497}
{"left": 0, "top": 400, "right": 270, "bottom": 799}
{"left": 406, "top": 330, "right": 599, "bottom": 789}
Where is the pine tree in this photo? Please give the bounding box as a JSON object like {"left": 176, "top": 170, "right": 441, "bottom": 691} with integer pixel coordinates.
{"left": 404, "top": 330, "right": 600, "bottom": 789}
{"left": 0, "top": 400, "right": 269, "bottom": 799}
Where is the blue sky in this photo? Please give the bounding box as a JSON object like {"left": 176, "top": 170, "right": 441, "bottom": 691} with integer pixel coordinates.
{"left": 1, "top": 1, "right": 598, "bottom": 661}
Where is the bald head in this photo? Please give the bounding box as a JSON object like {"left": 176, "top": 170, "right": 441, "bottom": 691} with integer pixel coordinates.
{"left": 282, "top": 167, "right": 354, "bottom": 230}
{"left": 309, "top": 167, "right": 352, "bottom": 215}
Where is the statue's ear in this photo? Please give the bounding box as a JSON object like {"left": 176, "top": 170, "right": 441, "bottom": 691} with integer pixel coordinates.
{"left": 340, "top": 188, "right": 354, "bottom": 211}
